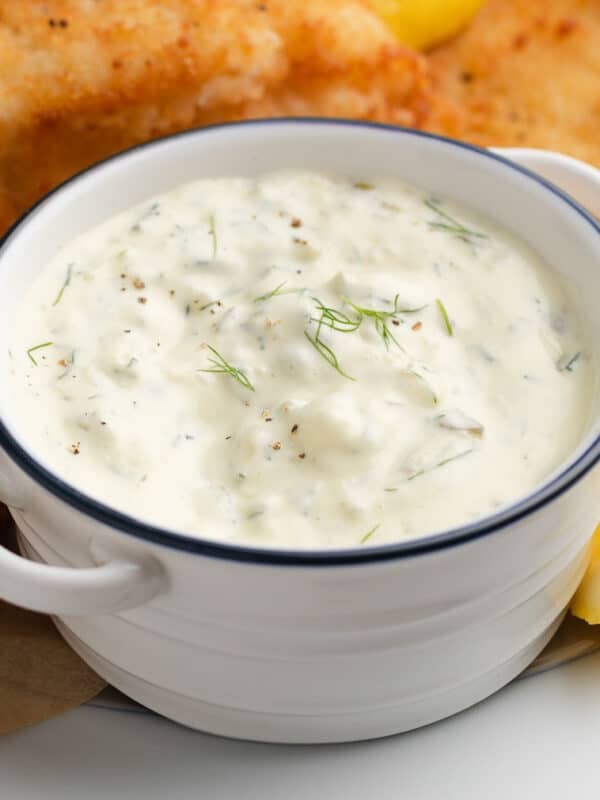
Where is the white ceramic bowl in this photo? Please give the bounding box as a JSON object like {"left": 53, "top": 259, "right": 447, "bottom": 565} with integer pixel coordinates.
{"left": 0, "top": 121, "right": 599, "bottom": 743}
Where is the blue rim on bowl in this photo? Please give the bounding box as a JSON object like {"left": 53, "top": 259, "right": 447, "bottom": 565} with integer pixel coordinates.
{"left": 0, "top": 119, "right": 598, "bottom": 566}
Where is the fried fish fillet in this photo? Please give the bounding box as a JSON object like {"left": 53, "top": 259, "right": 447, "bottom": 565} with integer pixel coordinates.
{"left": 0, "top": 0, "right": 430, "bottom": 234}
{"left": 428, "top": 0, "right": 600, "bottom": 167}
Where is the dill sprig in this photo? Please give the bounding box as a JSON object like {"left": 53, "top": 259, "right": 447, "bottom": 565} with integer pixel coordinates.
{"left": 311, "top": 298, "right": 361, "bottom": 333}
{"left": 255, "top": 282, "right": 287, "bottom": 303}
{"left": 425, "top": 199, "right": 487, "bottom": 243}
{"left": 52, "top": 264, "right": 73, "bottom": 306}
{"left": 436, "top": 298, "right": 453, "bottom": 336}
{"left": 254, "top": 282, "right": 306, "bottom": 303}
{"left": 208, "top": 212, "right": 218, "bottom": 259}
{"left": 304, "top": 330, "right": 355, "bottom": 381}
{"left": 199, "top": 344, "right": 254, "bottom": 392}
{"left": 304, "top": 297, "right": 358, "bottom": 379}
{"left": 343, "top": 294, "right": 410, "bottom": 350}
{"left": 304, "top": 293, "right": 424, "bottom": 376}
{"left": 360, "top": 523, "right": 380, "bottom": 544}
{"left": 27, "top": 341, "right": 53, "bottom": 366}
{"left": 407, "top": 448, "right": 473, "bottom": 481}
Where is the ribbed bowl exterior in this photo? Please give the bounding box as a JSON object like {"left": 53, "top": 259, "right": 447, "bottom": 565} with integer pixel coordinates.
{"left": 11, "top": 460, "right": 598, "bottom": 742}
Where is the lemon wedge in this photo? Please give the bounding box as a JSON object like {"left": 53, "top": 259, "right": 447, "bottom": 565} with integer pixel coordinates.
{"left": 571, "top": 525, "right": 600, "bottom": 624}
{"left": 371, "top": 0, "right": 486, "bottom": 50}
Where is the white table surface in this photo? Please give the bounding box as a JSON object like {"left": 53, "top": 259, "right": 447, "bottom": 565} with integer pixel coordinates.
{"left": 2, "top": 649, "right": 600, "bottom": 799}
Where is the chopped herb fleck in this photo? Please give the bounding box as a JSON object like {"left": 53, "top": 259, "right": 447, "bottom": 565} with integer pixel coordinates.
{"left": 131, "top": 203, "right": 160, "bottom": 232}
{"left": 557, "top": 352, "right": 581, "bottom": 372}
{"left": 198, "top": 299, "right": 221, "bottom": 312}
{"left": 27, "top": 341, "right": 53, "bottom": 366}
{"left": 354, "top": 182, "right": 375, "bottom": 191}
{"left": 479, "top": 346, "right": 496, "bottom": 363}
{"left": 436, "top": 298, "right": 453, "bottom": 336}
{"left": 407, "top": 448, "right": 473, "bottom": 481}
{"left": 208, "top": 212, "right": 218, "bottom": 259}
{"left": 254, "top": 282, "right": 305, "bottom": 303}
{"left": 52, "top": 264, "right": 73, "bottom": 306}
{"left": 360, "top": 523, "right": 380, "bottom": 544}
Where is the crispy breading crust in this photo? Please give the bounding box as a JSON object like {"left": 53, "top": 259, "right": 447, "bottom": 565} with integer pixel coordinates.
{"left": 428, "top": 0, "right": 600, "bottom": 167}
{"left": 4, "top": 0, "right": 597, "bottom": 237}
{"left": 0, "top": 0, "right": 430, "bottom": 233}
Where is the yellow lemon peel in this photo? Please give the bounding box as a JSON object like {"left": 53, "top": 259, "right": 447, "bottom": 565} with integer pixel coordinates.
{"left": 370, "top": 0, "right": 486, "bottom": 50}
{"left": 571, "top": 525, "right": 600, "bottom": 625}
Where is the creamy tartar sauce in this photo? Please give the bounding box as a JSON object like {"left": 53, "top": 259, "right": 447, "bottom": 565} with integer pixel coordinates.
{"left": 7, "top": 171, "right": 595, "bottom": 548}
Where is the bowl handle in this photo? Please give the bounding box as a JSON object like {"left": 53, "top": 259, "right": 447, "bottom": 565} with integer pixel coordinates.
{"left": 0, "top": 534, "right": 166, "bottom": 615}
{"left": 491, "top": 148, "right": 600, "bottom": 215}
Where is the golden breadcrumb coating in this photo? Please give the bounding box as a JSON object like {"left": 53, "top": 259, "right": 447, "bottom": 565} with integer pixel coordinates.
{"left": 428, "top": 0, "right": 600, "bottom": 168}
{"left": 3, "top": 0, "right": 597, "bottom": 238}
{"left": 0, "top": 0, "right": 430, "bottom": 233}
